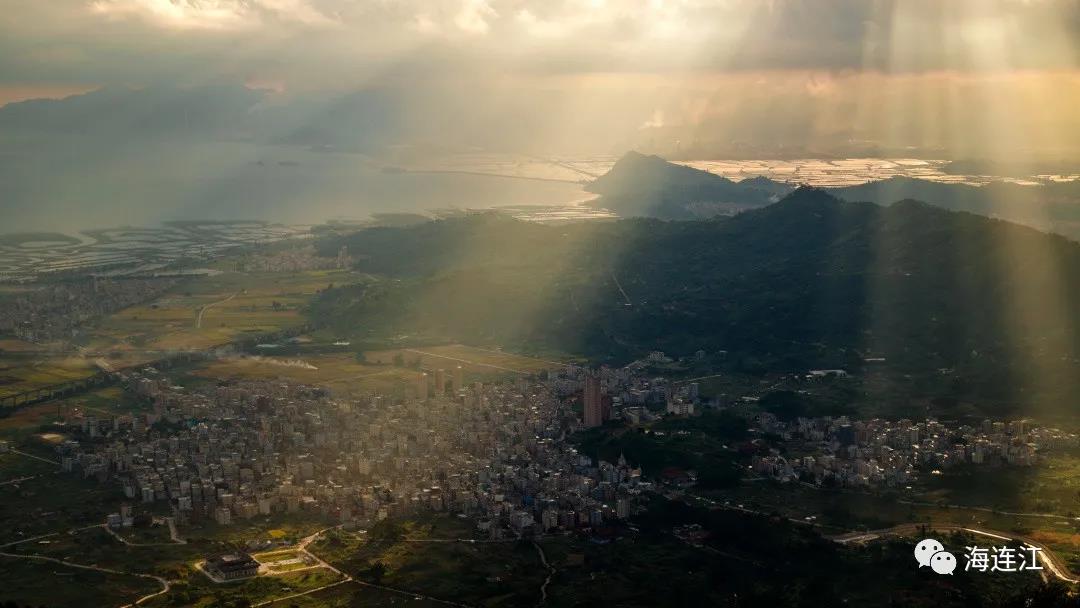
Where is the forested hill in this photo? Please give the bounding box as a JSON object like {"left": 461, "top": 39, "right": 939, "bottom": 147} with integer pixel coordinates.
{"left": 825, "top": 176, "right": 1080, "bottom": 240}
{"left": 313, "top": 188, "right": 1080, "bottom": 407}
{"left": 583, "top": 151, "right": 791, "bottom": 219}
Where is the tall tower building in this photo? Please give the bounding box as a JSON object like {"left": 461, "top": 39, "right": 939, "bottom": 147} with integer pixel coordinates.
{"left": 583, "top": 373, "right": 603, "bottom": 428}
{"left": 434, "top": 369, "right": 446, "bottom": 395}
{"left": 452, "top": 366, "right": 464, "bottom": 394}
{"left": 416, "top": 372, "right": 429, "bottom": 399}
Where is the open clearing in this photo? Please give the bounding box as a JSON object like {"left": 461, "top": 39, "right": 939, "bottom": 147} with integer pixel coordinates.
{"left": 1, "top": 269, "right": 361, "bottom": 403}
{"left": 191, "top": 353, "right": 419, "bottom": 397}
{"left": 82, "top": 269, "right": 360, "bottom": 356}
{"left": 364, "top": 344, "right": 565, "bottom": 375}
{"left": 191, "top": 343, "right": 566, "bottom": 398}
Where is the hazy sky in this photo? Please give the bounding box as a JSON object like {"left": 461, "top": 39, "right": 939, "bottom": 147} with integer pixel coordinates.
{"left": 1, "top": 0, "right": 1079, "bottom": 157}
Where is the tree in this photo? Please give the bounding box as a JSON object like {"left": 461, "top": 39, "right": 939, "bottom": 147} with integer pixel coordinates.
{"left": 366, "top": 561, "right": 387, "bottom": 584}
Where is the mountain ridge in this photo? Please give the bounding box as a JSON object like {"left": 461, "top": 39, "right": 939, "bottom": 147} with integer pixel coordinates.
{"left": 585, "top": 151, "right": 793, "bottom": 219}
{"left": 313, "top": 188, "right": 1080, "bottom": 417}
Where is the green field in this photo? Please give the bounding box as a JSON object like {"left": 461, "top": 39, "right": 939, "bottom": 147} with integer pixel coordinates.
{"left": 0, "top": 268, "right": 365, "bottom": 406}
{"left": 364, "top": 343, "right": 566, "bottom": 374}
{"left": 191, "top": 353, "right": 420, "bottom": 398}
{"left": 187, "top": 341, "right": 567, "bottom": 399}
{"left": 0, "top": 556, "right": 162, "bottom": 608}
{"left": 0, "top": 356, "right": 99, "bottom": 399}
{"left": 310, "top": 518, "right": 547, "bottom": 607}
{"left": 81, "top": 269, "right": 363, "bottom": 356}
{"left": 145, "top": 567, "right": 344, "bottom": 608}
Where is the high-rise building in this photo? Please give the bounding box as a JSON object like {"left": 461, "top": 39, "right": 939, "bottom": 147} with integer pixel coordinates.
{"left": 416, "top": 372, "right": 429, "bottom": 399}
{"left": 583, "top": 373, "right": 603, "bottom": 428}
{"left": 452, "top": 366, "right": 464, "bottom": 394}
{"left": 434, "top": 369, "right": 446, "bottom": 395}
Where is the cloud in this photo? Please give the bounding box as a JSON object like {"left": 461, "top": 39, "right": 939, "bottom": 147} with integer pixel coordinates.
{"left": 0, "top": 0, "right": 1076, "bottom": 104}
{"left": 454, "top": 0, "right": 497, "bottom": 35}
{"left": 87, "top": 0, "right": 338, "bottom": 30}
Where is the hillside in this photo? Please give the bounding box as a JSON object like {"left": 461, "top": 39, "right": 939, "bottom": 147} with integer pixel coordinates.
{"left": 585, "top": 153, "right": 1080, "bottom": 240}
{"left": 585, "top": 151, "right": 792, "bottom": 219}
{"left": 826, "top": 176, "right": 1080, "bottom": 240}
{"left": 314, "top": 189, "right": 1080, "bottom": 413}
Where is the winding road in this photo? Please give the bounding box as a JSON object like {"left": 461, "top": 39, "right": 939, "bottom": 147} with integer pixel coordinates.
{"left": 832, "top": 523, "right": 1079, "bottom": 584}
{"left": 195, "top": 292, "right": 237, "bottom": 329}
{"left": 673, "top": 488, "right": 1080, "bottom": 585}
{"left": 533, "top": 540, "right": 556, "bottom": 606}
{"left": 0, "top": 549, "right": 171, "bottom": 607}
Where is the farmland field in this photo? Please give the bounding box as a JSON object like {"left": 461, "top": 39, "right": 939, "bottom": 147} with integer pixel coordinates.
{"left": 191, "top": 353, "right": 420, "bottom": 397}
{"left": 0, "top": 356, "right": 99, "bottom": 399}
{"left": 364, "top": 343, "right": 567, "bottom": 375}
{"left": 0, "top": 268, "right": 364, "bottom": 404}
{"left": 191, "top": 343, "right": 567, "bottom": 398}
{"left": 81, "top": 269, "right": 363, "bottom": 356}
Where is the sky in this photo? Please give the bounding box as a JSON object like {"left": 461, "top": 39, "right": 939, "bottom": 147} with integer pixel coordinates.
{"left": 1, "top": 0, "right": 1079, "bottom": 158}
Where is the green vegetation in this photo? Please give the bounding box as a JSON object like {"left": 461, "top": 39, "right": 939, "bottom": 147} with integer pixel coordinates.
{"left": 0, "top": 557, "right": 160, "bottom": 608}
{"left": 312, "top": 518, "right": 546, "bottom": 606}
{"left": 584, "top": 150, "right": 785, "bottom": 219}
{"left": 308, "top": 509, "right": 1062, "bottom": 608}
{"left": 574, "top": 410, "right": 747, "bottom": 489}
{"left": 313, "top": 191, "right": 1080, "bottom": 419}
{"left": 145, "top": 568, "right": 343, "bottom": 608}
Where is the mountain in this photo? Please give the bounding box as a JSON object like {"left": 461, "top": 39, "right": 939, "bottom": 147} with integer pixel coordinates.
{"left": 0, "top": 85, "right": 411, "bottom": 148}
{"left": 0, "top": 85, "right": 267, "bottom": 140}
{"left": 585, "top": 151, "right": 793, "bottom": 219}
{"left": 586, "top": 153, "right": 1080, "bottom": 239}
{"left": 825, "top": 176, "right": 1080, "bottom": 240}
{"left": 313, "top": 189, "right": 1080, "bottom": 415}
{"left": 0, "top": 87, "right": 587, "bottom": 232}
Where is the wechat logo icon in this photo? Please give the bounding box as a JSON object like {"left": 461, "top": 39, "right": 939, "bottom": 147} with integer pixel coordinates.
{"left": 915, "top": 538, "right": 957, "bottom": 575}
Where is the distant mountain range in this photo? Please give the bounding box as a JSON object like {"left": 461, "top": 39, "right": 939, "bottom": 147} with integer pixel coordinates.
{"left": 826, "top": 176, "right": 1080, "bottom": 239}
{"left": 0, "top": 86, "right": 587, "bottom": 231}
{"left": 314, "top": 188, "right": 1080, "bottom": 415}
{"left": 589, "top": 152, "right": 1080, "bottom": 240}
{"left": 0, "top": 85, "right": 406, "bottom": 148}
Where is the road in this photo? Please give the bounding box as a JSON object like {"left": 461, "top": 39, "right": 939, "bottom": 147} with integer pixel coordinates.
{"left": 831, "top": 522, "right": 1079, "bottom": 584}
{"left": 533, "top": 540, "right": 555, "bottom": 607}
{"left": 255, "top": 526, "right": 477, "bottom": 607}
{"left": 403, "top": 348, "right": 530, "bottom": 374}
{"left": 195, "top": 292, "right": 237, "bottom": 329}
{"left": 165, "top": 517, "right": 186, "bottom": 544}
{"left": 0, "top": 549, "right": 171, "bottom": 607}
{"left": 672, "top": 488, "right": 1080, "bottom": 585}
{"left": 102, "top": 519, "right": 186, "bottom": 547}
{"left": 0, "top": 523, "right": 104, "bottom": 549}
{"left": 9, "top": 448, "right": 60, "bottom": 466}
{"left": 894, "top": 498, "right": 1080, "bottom": 522}
{"left": 0, "top": 474, "right": 39, "bottom": 486}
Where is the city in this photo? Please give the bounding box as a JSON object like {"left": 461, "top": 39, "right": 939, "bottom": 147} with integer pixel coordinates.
{"left": 2, "top": 1, "right": 1080, "bottom": 606}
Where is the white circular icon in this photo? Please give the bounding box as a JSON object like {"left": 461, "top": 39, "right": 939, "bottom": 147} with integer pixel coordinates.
{"left": 930, "top": 550, "right": 957, "bottom": 575}
{"left": 914, "top": 538, "right": 944, "bottom": 568}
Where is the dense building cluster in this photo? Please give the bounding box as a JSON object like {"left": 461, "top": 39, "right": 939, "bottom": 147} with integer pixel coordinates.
{"left": 55, "top": 365, "right": 650, "bottom": 538}
{"left": 0, "top": 277, "right": 176, "bottom": 342}
{"left": 231, "top": 245, "right": 350, "bottom": 273}
{"left": 750, "top": 414, "right": 1080, "bottom": 487}
{"left": 559, "top": 358, "right": 702, "bottom": 426}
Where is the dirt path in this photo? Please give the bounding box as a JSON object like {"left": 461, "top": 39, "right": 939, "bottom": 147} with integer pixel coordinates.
{"left": 195, "top": 292, "right": 237, "bottom": 329}
{"left": 533, "top": 540, "right": 555, "bottom": 606}
{"left": 403, "top": 348, "right": 529, "bottom": 374}
{"left": 0, "top": 549, "right": 171, "bottom": 607}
